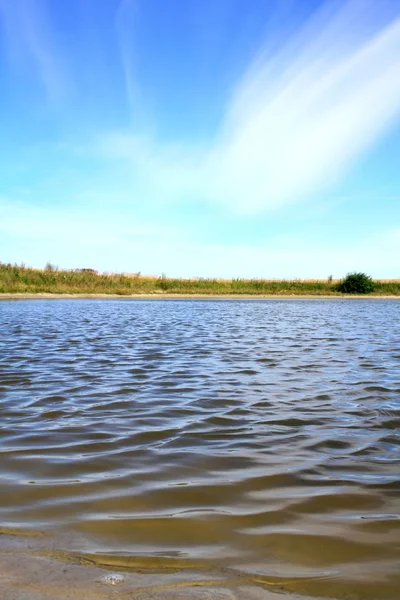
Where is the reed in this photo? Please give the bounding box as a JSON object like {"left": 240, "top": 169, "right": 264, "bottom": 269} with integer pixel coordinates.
{"left": 1, "top": 262, "right": 399, "bottom": 295}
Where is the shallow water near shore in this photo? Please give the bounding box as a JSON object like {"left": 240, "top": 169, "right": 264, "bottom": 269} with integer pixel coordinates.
{"left": 0, "top": 298, "right": 399, "bottom": 599}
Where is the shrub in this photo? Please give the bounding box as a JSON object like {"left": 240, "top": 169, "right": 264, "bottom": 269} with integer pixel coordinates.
{"left": 336, "top": 272, "right": 375, "bottom": 294}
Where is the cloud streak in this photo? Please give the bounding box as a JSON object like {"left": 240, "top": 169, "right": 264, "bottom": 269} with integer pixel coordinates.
{"left": 114, "top": 0, "right": 149, "bottom": 129}
{"left": 0, "top": 0, "right": 68, "bottom": 103}
{"left": 102, "top": 0, "right": 400, "bottom": 213}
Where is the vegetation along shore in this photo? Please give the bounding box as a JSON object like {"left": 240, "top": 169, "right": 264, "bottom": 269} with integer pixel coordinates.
{"left": 1, "top": 262, "right": 400, "bottom": 296}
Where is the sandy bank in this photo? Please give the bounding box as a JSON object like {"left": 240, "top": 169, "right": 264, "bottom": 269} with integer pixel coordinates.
{"left": 1, "top": 292, "right": 400, "bottom": 300}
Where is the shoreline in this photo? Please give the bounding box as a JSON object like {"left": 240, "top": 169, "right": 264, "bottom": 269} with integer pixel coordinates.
{"left": 1, "top": 292, "right": 400, "bottom": 300}
{"left": 0, "top": 531, "right": 319, "bottom": 600}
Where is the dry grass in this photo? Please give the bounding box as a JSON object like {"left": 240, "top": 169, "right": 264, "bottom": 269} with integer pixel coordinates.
{"left": 1, "top": 262, "right": 399, "bottom": 296}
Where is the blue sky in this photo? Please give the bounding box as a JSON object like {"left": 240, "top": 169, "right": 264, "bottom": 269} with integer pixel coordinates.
{"left": 1, "top": 0, "right": 400, "bottom": 278}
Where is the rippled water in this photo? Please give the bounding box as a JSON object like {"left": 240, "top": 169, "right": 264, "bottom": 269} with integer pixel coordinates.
{"left": 1, "top": 298, "right": 399, "bottom": 599}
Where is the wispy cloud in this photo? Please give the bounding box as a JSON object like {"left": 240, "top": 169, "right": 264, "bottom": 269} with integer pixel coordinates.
{"left": 114, "top": 0, "right": 149, "bottom": 129}
{"left": 1, "top": 0, "right": 400, "bottom": 217}
{"left": 0, "top": 0, "right": 68, "bottom": 103}
{"left": 101, "top": 0, "right": 400, "bottom": 213}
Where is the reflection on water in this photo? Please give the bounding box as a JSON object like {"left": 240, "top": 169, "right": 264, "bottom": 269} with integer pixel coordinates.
{"left": 0, "top": 298, "right": 399, "bottom": 599}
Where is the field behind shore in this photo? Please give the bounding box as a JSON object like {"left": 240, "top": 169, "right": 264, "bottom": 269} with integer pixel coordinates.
{"left": 1, "top": 262, "right": 400, "bottom": 296}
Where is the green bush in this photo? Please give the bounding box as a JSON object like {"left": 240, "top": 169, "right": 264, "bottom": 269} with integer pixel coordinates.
{"left": 336, "top": 272, "right": 375, "bottom": 294}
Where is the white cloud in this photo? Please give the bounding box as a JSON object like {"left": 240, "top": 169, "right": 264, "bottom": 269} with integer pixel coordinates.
{"left": 100, "top": 0, "right": 400, "bottom": 213}
{"left": 2, "top": 1, "right": 399, "bottom": 214}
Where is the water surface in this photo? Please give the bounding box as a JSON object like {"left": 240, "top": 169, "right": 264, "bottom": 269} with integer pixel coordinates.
{"left": 0, "top": 299, "right": 399, "bottom": 599}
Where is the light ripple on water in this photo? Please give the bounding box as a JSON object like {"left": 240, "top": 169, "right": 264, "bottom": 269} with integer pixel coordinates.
{"left": 0, "top": 298, "right": 399, "bottom": 599}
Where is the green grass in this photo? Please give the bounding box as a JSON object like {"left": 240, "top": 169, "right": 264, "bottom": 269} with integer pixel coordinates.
{"left": 1, "top": 262, "right": 400, "bottom": 296}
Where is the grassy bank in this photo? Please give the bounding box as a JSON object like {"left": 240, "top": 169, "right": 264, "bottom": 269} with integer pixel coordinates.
{"left": 1, "top": 263, "right": 400, "bottom": 296}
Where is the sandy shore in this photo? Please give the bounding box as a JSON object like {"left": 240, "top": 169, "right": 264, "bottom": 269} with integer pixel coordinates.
{"left": 0, "top": 531, "right": 318, "bottom": 600}
{"left": 1, "top": 292, "right": 399, "bottom": 300}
